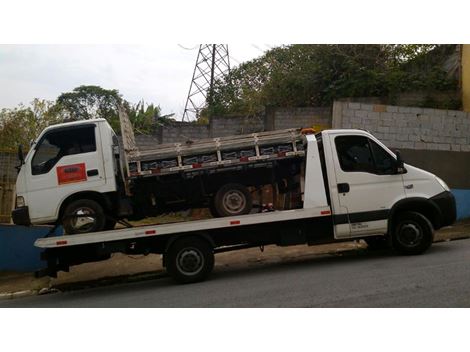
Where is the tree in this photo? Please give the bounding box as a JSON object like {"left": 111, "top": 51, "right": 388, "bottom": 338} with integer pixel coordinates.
{"left": 127, "top": 100, "right": 165, "bottom": 134}
{"left": 208, "top": 44, "right": 459, "bottom": 116}
{"left": 56, "top": 85, "right": 123, "bottom": 127}
{"left": 56, "top": 86, "right": 171, "bottom": 134}
{"left": 0, "top": 99, "right": 64, "bottom": 150}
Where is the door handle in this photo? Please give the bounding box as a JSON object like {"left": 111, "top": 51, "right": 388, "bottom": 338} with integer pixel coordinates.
{"left": 337, "top": 183, "right": 350, "bottom": 193}
{"left": 87, "top": 169, "right": 99, "bottom": 177}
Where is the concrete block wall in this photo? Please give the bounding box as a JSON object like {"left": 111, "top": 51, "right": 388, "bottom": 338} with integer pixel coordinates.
{"left": 0, "top": 152, "right": 17, "bottom": 223}
{"left": 160, "top": 124, "right": 210, "bottom": 144}
{"left": 134, "top": 107, "right": 333, "bottom": 148}
{"left": 332, "top": 101, "right": 470, "bottom": 152}
{"left": 273, "top": 107, "right": 331, "bottom": 130}
{"left": 211, "top": 115, "right": 265, "bottom": 137}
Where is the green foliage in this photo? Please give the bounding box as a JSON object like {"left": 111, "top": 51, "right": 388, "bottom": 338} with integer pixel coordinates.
{"left": 56, "top": 85, "right": 123, "bottom": 128}
{"left": 55, "top": 85, "right": 172, "bottom": 134}
{"left": 208, "top": 44, "right": 459, "bottom": 116}
{"left": 0, "top": 86, "right": 169, "bottom": 150}
{"left": 0, "top": 99, "right": 64, "bottom": 150}
{"left": 126, "top": 100, "right": 164, "bottom": 134}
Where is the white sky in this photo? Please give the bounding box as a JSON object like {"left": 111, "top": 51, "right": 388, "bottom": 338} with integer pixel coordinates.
{"left": 0, "top": 44, "right": 267, "bottom": 119}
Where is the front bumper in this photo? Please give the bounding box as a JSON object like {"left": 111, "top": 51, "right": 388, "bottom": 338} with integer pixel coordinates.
{"left": 430, "top": 191, "right": 456, "bottom": 228}
{"left": 11, "top": 206, "right": 31, "bottom": 226}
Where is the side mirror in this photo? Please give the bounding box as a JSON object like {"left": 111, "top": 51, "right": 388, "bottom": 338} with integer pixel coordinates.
{"left": 16, "top": 145, "right": 25, "bottom": 172}
{"left": 395, "top": 150, "right": 406, "bottom": 174}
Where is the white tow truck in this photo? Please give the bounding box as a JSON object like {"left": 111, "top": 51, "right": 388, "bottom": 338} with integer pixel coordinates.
{"left": 12, "top": 113, "right": 456, "bottom": 283}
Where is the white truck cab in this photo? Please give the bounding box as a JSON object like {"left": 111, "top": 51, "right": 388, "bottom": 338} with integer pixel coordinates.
{"left": 14, "top": 119, "right": 118, "bottom": 228}
{"left": 317, "top": 129, "right": 455, "bottom": 239}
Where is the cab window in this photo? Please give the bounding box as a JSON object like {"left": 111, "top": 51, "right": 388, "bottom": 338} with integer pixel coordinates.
{"left": 31, "top": 125, "right": 96, "bottom": 175}
{"left": 335, "top": 135, "right": 396, "bottom": 175}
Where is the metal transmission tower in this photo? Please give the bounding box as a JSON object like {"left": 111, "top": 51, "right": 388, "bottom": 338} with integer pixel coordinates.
{"left": 182, "top": 44, "right": 230, "bottom": 121}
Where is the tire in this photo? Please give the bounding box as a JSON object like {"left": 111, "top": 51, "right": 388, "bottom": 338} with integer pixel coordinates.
{"left": 165, "top": 236, "right": 214, "bottom": 284}
{"left": 62, "top": 199, "right": 106, "bottom": 234}
{"left": 364, "top": 236, "right": 389, "bottom": 251}
{"left": 213, "top": 183, "right": 252, "bottom": 217}
{"left": 392, "top": 211, "right": 434, "bottom": 255}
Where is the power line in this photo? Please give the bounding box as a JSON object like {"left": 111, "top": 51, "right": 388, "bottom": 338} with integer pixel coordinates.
{"left": 178, "top": 44, "right": 198, "bottom": 50}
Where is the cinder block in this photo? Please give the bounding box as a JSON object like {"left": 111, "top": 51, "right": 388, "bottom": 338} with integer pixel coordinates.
{"left": 348, "top": 102, "right": 361, "bottom": 110}
{"left": 461, "top": 145, "right": 470, "bottom": 152}
{"left": 355, "top": 110, "right": 368, "bottom": 118}
{"left": 438, "top": 144, "right": 451, "bottom": 151}
{"left": 409, "top": 107, "right": 423, "bottom": 114}
{"left": 396, "top": 133, "right": 409, "bottom": 141}
{"left": 451, "top": 144, "right": 461, "bottom": 152}
{"left": 367, "top": 111, "right": 380, "bottom": 119}
{"left": 376, "top": 126, "right": 389, "bottom": 133}
{"left": 360, "top": 104, "right": 374, "bottom": 111}
{"left": 414, "top": 141, "right": 427, "bottom": 150}
{"left": 386, "top": 106, "right": 398, "bottom": 113}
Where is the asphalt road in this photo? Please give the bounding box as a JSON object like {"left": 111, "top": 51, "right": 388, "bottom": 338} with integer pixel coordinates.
{"left": 2, "top": 239, "right": 470, "bottom": 307}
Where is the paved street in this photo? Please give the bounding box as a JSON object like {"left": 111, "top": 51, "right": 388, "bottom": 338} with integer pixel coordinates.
{"left": 2, "top": 238, "right": 470, "bottom": 307}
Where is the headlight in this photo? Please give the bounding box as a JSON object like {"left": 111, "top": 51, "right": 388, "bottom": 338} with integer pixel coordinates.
{"left": 16, "top": 196, "right": 25, "bottom": 207}
{"left": 435, "top": 177, "right": 450, "bottom": 192}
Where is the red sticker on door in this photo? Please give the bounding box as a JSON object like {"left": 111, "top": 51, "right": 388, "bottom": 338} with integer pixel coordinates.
{"left": 57, "top": 163, "right": 87, "bottom": 185}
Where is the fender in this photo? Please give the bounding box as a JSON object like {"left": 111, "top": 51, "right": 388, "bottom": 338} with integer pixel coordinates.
{"left": 388, "top": 197, "right": 441, "bottom": 234}
{"left": 163, "top": 233, "right": 216, "bottom": 261}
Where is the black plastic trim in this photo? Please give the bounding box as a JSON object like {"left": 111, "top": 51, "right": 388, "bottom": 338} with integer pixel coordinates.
{"left": 430, "top": 191, "right": 456, "bottom": 228}
{"left": 333, "top": 209, "right": 389, "bottom": 225}
{"left": 11, "top": 206, "right": 31, "bottom": 226}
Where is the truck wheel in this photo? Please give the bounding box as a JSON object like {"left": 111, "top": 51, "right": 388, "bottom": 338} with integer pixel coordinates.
{"left": 62, "top": 199, "right": 106, "bottom": 234}
{"left": 213, "top": 183, "right": 252, "bottom": 217}
{"left": 364, "top": 236, "right": 389, "bottom": 251}
{"left": 392, "top": 211, "right": 434, "bottom": 255}
{"left": 166, "top": 236, "right": 214, "bottom": 284}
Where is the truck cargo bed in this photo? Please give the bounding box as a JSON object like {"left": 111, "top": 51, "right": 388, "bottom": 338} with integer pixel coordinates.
{"left": 119, "top": 107, "right": 306, "bottom": 178}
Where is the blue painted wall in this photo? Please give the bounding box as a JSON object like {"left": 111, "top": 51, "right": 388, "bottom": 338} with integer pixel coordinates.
{"left": 451, "top": 189, "right": 470, "bottom": 221}
{"left": 0, "top": 225, "right": 61, "bottom": 272}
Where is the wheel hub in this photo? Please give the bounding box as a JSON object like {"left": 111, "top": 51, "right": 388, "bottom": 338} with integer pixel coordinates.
{"left": 398, "top": 223, "right": 422, "bottom": 247}
{"left": 71, "top": 207, "right": 96, "bottom": 232}
{"left": 222, "top": 190, "right": 246, "bottom": 214}
{"left": 176, "top": 248, "right": 204, "bottom": 276}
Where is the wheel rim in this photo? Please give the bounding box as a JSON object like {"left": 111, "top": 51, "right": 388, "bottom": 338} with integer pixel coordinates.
{"left": 397, "top": 221, "right": 423, "bottom": 248}
{"left": 69, "top": 207, "right": 97, "bottom": 233}
{"left": 176, "top": 247, "right": 205, "bottom": 276}
{"left": 221, "top": 190, "right": 246, "bottom": 215}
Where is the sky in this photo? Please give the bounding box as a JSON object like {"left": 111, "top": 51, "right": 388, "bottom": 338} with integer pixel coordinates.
{"left": 0, "top": 44, "right": 268, "bottom": 119}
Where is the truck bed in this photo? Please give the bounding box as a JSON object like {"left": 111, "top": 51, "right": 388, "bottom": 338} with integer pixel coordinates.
{"left": 118, "top": 107, "right": 306, "bottom": 178}
{"left": 35, "top": 206, "right": 332, "bottom": 249}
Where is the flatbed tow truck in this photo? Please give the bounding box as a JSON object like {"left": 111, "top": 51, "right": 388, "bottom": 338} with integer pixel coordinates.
{"left": 12, "top": 112, "right": 456, "bottom": 283}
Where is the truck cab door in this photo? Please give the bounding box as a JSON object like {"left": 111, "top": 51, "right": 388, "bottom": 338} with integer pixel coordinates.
{"left": 328, "top": 133, "right": 406, "bottom": 238}
{"left": 25, "top": 123, "right": 106, "bottom": 222}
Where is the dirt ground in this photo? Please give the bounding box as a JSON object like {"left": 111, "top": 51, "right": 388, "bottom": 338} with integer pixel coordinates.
{"left": 1, "top": 218, "right": 469, "bottom": 296}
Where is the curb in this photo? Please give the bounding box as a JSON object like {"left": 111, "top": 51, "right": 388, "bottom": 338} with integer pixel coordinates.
{"left": 0, "top": 289, "right": 38, "bottom": 300}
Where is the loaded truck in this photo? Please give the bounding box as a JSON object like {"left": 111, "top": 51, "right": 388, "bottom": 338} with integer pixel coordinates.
{"left": 11, "top": 109, "right": 456, "bottom": 283}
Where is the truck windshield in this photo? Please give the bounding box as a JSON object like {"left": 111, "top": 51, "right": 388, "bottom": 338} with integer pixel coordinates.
{"left": 31, "top": 125, "right": 96, "bottom": 175}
